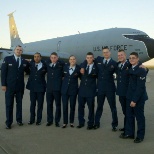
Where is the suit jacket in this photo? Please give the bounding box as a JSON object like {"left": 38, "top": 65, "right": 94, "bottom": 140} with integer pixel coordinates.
{"left": 1, "top": 55, "right": 29, "bottom": 91}
{"left": 95, "top": 56, "right": 117, "bottom": 94}
{"left": 61, "top": 64, "right": 80, "bottom": 95}
{"left": 46, "top": 59, "right": 65, "bottom": 92}
{"left": 78, "top": 63, "right": 97, "bottom": 97}
{"left": 26, "top": 61, "right": 47, "bottom": 92}
{"left": 126, "top": 64, "right": 148, "bottom": 103}
{"left": 116, "top": 60, "right": 131, "bottom": 96}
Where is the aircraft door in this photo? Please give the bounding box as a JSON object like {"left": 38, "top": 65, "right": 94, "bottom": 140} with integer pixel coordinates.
{"left": 57, "top": 41, "right": 61, "bottom": 52}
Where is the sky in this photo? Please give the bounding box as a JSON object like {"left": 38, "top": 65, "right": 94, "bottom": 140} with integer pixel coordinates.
{"left": 0, "top": 0, "right": 154, "bottom": 65}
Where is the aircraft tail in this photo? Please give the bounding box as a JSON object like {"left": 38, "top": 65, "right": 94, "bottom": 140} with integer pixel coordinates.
{"left": 8, "top": 11, "right": 23, "bottom": 49}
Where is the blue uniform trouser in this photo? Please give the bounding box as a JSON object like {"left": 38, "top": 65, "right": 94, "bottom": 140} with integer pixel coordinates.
{"left": 30, "top": 91, "right": 45, "bottom": 123}
{"left": 125, "top": 99, "right": 145, "bottom": 139}
{"left": 78, "top": 96, "right": 95, "bottom": 127}
{"left": 5, "top": 89, "right": 23, "bottom": 126}
{"left": 46, "top": 91, "right": 61, "bottom": 123}
{"left": 95, "top": 92, "right": 118, "bottom": 127}
{"left": 62, "top": 94, "right": 77, "bottom": 124}
{"left": 119, "top": 96, "right": 126, "bottom": 128}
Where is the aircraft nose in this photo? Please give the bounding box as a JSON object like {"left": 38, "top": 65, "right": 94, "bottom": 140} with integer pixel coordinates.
{"left": 144, "top": 38, "right": 154, "bottom": 58}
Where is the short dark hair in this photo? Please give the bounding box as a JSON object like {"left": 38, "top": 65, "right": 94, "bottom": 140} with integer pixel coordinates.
{"left": 102, "top": 46, "right": 109, "bottom": 50}
{"left": 51, "top": 52, "right": 58, "bottom": 56}
{"left": 14, "top": 45, "right": 23, "bottom": 51}
{"left": 130, "top": 52, "right": 138, "bottom": 58}
{"left": 118, "top": 49, "right": 125, "bottom": 53}
{"left": 69, "top": 55, "right": 76, "bottom": 59}
{"left": 34, "top": 52, "right": 42, "bottom": 57}
{"left": 86, "top": 52, "right": 94, "bottom": 56}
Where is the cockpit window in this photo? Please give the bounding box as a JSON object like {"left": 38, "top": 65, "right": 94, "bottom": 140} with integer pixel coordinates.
{"left": 123, "top": 35, "right": 150, "bottom": 40}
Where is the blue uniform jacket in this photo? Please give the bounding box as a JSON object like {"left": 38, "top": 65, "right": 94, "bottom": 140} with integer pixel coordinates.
{"left": 116, "top": 60, "right": 131, "bottom": 96}
{"left": 1, "top": 55, "right": 29, "bottom": 91}
{"left": 126, "top": 64, "right": 148, "bottom": 103}
{"left": 26, "top": 61, "right": 47, "bottom": 92}
{"left": 61, "top": 64, "right": 80, "bottom": 95}
{"left": 46, "top": 59, "right": 65, "bottom": 92}
{"left": 78, "top": 63, "right": 97, "bottom": 97}
{"left": 95, "top": 56, "right": 117, "bottom": 94}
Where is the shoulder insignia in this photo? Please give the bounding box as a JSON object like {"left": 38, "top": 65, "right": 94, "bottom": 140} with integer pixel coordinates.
{"left": 140, "top": 77, "right": 145, "bottom": 80}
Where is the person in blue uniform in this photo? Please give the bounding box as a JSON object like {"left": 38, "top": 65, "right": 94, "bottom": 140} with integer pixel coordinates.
{"left": 116, "top": 49, "right": 131, "bottom": 131}
{"left": 77, "top": 52, "right": 97, "bottom": 130}
{"left": 120, "top": 52, "right": 148, "bottom": 143}
{"left": 61, "top": 55, "right": 80, "bottom": 128}
{"left": 26, "top": 52, "right": 47, "bottom": 125}
{"left": 1, "top": 45, "right": 29, "bottom": 129}
{"left": 46, "top": 52, "right": 65, "bottom": 127}
{"left": 93, "top": 47, "right": 118, "bottom": 131}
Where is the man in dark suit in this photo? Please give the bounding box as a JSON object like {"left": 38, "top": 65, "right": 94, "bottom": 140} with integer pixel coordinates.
{"left": 26, "top": 53, "right": 47, "bottom": 125}
{"left": 77, "top": 52, "right": 97, "bottom": 130}
{"left": 61, "top": 55, "right": 80, "bottom": 128}
{"left": 116, "top": 49, "right": 131, "bottom": 131}
{"left": 46, "top": 52, "right": 65, "bottom": 127}
{"left": 120, "top": 52, "right": 148, "bottom": 143}
{"left": 1, "top": 45, "right": 29, "bottom": 129}
{"left": 94, "top": 47, "right": 118, "bottom": 131}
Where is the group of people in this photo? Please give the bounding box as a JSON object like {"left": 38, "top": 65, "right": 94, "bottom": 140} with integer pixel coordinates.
{"left": 1, "top": 45, "right": 148, "bottom": 143}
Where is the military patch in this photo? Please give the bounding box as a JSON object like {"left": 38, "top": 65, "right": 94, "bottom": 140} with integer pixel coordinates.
{"left": 23, "top": 64, "right": 26, "bottom": 67}
{"left": 140, "top": 77, "right": 145, "bottom": 80}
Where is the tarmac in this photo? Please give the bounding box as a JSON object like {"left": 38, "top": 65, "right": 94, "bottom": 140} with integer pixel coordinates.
{"left": 0, "top": 70, "right": 154, "bottom": 154}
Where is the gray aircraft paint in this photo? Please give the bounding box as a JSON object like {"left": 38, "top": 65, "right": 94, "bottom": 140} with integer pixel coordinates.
{"left": 4, "top": 12, "right": 153, "bottom": 65}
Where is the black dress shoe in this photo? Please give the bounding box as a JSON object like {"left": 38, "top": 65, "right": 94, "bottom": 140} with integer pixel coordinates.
{"left": 6, "top": 125, "right": 11, "bottom": 129}
{"left": 46, "top": 122, "right": 53, "bottom": 126}
{"left": 119, "top": 133, "right": 134, "bottom": 139}
{"left": 62, "top": 124, "right": 67, "bottom": 128}
{"left": 70, "top": 124, "right": 74, "bottom": 128}
{"left": 87, "top": 126, "right": 93, "bottom": 130}
{"left": 112, "top": 127, "right": 117, "bottom": 131}
{"left": 134, "top": 137, "right": 143, "bottom": 143}
{"left": 76, "top": 125, "right": 84, "bottom": 128}
{"left": 28, "top": 121, "right": 35, "bottom": 125}
{"left": 55, "top": 123, "right": 60, "bottom": 127}
{"left": 93, "top": 125, "right": 100, "bottom": 129}
{"left": 36, "top": 122, "right": 41, "bottom": 125}
{"left": 17, "top": 122, "right": 23, "bottom": 126}
{"left": 119, "top": 128, "right": 125, "bottom": 131}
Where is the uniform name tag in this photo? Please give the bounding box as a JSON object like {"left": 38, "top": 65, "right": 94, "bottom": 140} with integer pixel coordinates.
{"left": 9, "top": 64, "right": 12, "bottom": 66}
{"left": 64, "top": 71, "right": 67, "bottom": 73}
{"left": 98, "top": 63, "right": 101, "bottom": 64}
{"left": 111, "top": 65, "right": 114, "bottom": 68}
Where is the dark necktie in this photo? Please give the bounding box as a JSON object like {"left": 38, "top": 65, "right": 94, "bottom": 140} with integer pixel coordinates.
{"left": 51, "top": 64, "right": 55, "bottom": 68}
{"left": 104, "top": 60, "right": 108, "bottom": 66}
{"left": 35, "top": 64, "right": 38, "bottom": 71}
{"left": 86, "top": 65, "right": 89, "bottom": 74}
{"left": 16, "top": 58, "right": 19, "bottom": 68}
{"left": 120, "top": 64, "right": 123, "bottom": 70}
{"left": 69, "top": 68, "right": 73, "bottom": 71}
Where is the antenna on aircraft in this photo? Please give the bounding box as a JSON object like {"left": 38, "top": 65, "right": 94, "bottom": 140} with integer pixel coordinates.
{"left": 78, "top": 31, "right": 80, "bottom": 34}
{"left": 8, "top": 10, "right": 16, "bottom": 17}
